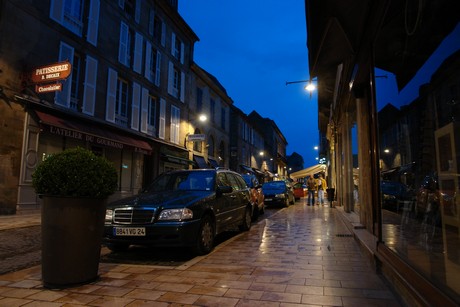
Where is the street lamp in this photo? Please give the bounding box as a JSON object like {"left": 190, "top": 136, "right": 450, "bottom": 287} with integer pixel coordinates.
{"left": 285, "top": 78, "right": 318, "bottom": 98}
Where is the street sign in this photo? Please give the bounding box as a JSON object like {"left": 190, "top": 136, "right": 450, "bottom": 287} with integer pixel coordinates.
{"left": 187, "top": 134, "right": 206, "bottom": 142}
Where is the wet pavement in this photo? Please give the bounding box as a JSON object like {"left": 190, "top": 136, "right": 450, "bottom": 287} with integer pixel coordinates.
{"left": 0, "top": 199, "right": 404, "bottom": 306}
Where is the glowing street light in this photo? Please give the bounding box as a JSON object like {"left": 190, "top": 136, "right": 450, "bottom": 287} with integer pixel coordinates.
{"left": 198, "top": 114, "right": 207, "bottom": 122}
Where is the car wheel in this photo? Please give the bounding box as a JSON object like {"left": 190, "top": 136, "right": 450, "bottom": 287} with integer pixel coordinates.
{"left": 106, "top": 243, "right": 129, "bottom": 252}
{"left": 239, "top": 206, "right": 252, "bottom": 231}
{"left": 194, "top": 215, "right": 215, "bottom": 255}
{"left": 252, "top": 202, "right": 259, "bottom": 221}
{"left": 285, "top": 197, "right": 290, "bottom": 207}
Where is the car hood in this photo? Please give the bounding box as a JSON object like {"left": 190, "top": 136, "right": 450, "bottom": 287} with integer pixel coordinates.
{"left": 107, "top": 190, "right": 214, "bottom": 209}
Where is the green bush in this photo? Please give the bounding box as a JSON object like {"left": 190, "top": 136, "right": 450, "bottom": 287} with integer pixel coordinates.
{"left": 32, "top": 147, "right": 118, "bottom": 198}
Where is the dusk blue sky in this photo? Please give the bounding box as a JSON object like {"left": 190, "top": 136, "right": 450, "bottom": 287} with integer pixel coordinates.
{"left": 179, "top": 2, "right": 460, "bottom": 168}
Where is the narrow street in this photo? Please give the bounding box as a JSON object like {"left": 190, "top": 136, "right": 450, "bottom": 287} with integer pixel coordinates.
{"left": 0, "top": 207, "right": 282, "bottom": 274}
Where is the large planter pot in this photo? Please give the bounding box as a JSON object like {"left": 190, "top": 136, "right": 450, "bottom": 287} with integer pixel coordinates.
{"left": 41, "top": 196, "right": 107, "bottom": 288}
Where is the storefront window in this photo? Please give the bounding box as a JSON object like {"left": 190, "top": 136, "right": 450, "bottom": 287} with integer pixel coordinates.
{"left": 379, "top": 52, "right": 460, "bottom": 301}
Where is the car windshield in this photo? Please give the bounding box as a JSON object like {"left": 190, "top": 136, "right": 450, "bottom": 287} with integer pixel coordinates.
{"left": 146, "top": 171, "right": 216, "bottom": 193}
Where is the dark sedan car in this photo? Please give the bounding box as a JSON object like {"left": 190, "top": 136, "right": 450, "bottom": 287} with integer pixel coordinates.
{"left": 262, "top": 180, "right": 295, "bottom": 207}
{"left": 103, "top": 169, "right": 253, "bottom": 255}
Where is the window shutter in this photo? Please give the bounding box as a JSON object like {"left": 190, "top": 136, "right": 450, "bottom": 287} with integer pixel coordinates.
{"left": 55, "top": 42, "right": 73, "bottom": 108}
{"left": 105, "top": 68, "right": 117, "bottom": 123}
{"left": 140, "top": 88, "right": 149, "bottom": 133}
{"left": 171, "top": 32, "right": 176, "bottom": 56}
{"left": 180, "top": 71, "right": 185, "bottom": 103}
{"left": 167, "top": 61, "right": 174, "bottom": 95}
{"left": 155, "top": 51, "right": 161, "bottom": 86}
{"left": 159, "top": 98, "right": 166, "bottom": 139}
{"left": 82, "top": 56, "right": 98, "bottom": 115}
{"left": 144, "top": 41, "right": 152, "bottom": 81}
{"left": 87, "top": 0, "right": 100, "bottom": 46}
{"left": 133, "top": 32, "right": 143, "bottom": 73}
{"left": 135, "top": 0, "right": 141, "bottom": 23}
{"left": 131, "top": 82, "right": 141, "bottom": 130}
{"left": 118, "top": 22, "right": 129, "bottom": 66}
{"left": 148, "top": 9, "right": 154, "bottom": 35}
{"left": 49, "top": 0, "right": 64, "bottom": 23}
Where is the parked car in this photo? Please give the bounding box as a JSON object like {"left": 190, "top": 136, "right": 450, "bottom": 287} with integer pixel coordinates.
{"left": 262, "top": 180, "right": 295, "bottom": 207}
{"left": 380, "top": 180, "right": 413, "bottom": 211}
{"left": 242, "top": 174, "right": 265, "bottom": 220}
{"left": 293, "top": 182, "right": 308, "bottom": 200}
{"left": 103, "top": 169, "right": 253, "bottom": 255}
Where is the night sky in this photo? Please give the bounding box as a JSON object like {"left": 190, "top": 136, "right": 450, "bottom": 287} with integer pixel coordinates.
{"left": 179, "top": 2, "right": 460, "bottom": 168}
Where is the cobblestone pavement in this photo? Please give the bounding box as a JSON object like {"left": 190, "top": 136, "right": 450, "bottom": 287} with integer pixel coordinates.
{"left": 0, "top": 200, "right": 404, "bottom": 306}
{"left": 0, "top": 226, "right": 41, "bottom": 275}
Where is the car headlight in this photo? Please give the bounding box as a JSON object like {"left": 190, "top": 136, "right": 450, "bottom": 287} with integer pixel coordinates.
{"left": 158, "top": 208, "right": 193, "bottom": 221}
{"left": 105, "top": 209, "right": 113, "bottom": 222}
{"left": 275, "top": 194, "right": 285, "bottom": 198}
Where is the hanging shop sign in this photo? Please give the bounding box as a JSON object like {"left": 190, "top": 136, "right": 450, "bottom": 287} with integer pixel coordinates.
{"left": 35, "top": 83, "right": 62, "bottom": 93}
{"left": 187, "top": 134, "right": 206, "bottom": 142}
{"left": 31, "top": 61, "right": 72, "bottom": 83}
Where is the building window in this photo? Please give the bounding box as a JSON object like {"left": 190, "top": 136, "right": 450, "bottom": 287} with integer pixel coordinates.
{"left": 168, "top": 62, "right": 184, "bottom": 101}
{"left": 64, "top": 0, "right": 83, "bottom": 34}
{"left": 119, "top": 0, "right": 140, "bottom": 22}
{"left": 154, "top": 15, "right": 163, "bottom": 45}
{"left": 171, "top": 32, "right": 183, "bottom": 63}
{"left": 116, "top": 77, "right": 129, "bottom": 126}
{"left": 148, "top": 94, "right": 156, "bottom": 135}
{"left": 70, "top": 52, "right": 81, "bottom": 110}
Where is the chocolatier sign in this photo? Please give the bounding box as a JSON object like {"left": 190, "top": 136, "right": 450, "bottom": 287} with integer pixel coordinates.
{"left": 32, "top": 61, "right": 71, "bottom": 93}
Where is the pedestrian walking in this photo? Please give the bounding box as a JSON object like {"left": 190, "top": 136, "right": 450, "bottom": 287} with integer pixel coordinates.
{"left": 306, "top": 174, "right": 316, "bottom": 206}
{"left": 317, "top": 173, "right": 327, "bottom": 205}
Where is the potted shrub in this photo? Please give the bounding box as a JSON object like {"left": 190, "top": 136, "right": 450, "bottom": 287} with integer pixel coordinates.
{"left": 32, "top": 147, "right": 117, "bottom": 288}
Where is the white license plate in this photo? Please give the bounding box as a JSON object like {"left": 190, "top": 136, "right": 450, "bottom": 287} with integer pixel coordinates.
{"left": 114, "top": 227, "right": 146, "bottom": 236}
{"left": 265, "top": 198, "right": 272, "bottom": 201}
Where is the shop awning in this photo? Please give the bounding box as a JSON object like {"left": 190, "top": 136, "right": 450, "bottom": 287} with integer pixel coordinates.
{"left": 35, "top": 111, "right": 152, "bottom": 154}
{"left": 208, "top": 158, "right": 219, "bottom": 168}
{"left": 290, "top": 164, "right": 327, "bottom": 179}
{"left": 193, "top": 155, "right": 208, "bottom": 169}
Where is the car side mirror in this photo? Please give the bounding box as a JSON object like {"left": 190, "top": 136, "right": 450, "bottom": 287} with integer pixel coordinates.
{"left": 217, "top": 185, "right": 233, "bottom": 196}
